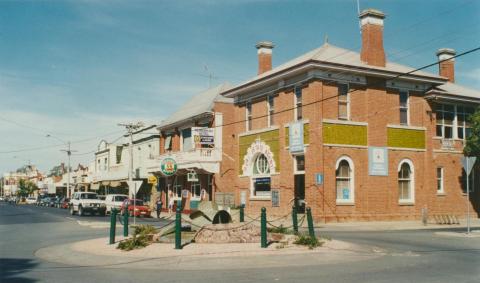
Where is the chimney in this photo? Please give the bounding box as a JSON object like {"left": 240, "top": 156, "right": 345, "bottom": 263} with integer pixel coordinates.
{"left": 359, "top": 9, "right": 386, "bottom": 67}
{"left": 436, "top": 48, "right": 456, "bottom": 82}
{"left": 256, "top": 41, "right": 274, "bottom": 75}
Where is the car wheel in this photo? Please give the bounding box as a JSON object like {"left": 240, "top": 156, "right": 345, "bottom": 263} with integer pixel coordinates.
{"left": 78, "top": 206, "right": 84, "bottom": 216}
{"left": 70, "top": 205, "right": 75, "bottom": 215}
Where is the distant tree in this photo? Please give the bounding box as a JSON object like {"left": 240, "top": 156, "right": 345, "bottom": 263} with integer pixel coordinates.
{"left": 464, "top": 107, "right": 480, "bottom": 157}
{"left": 17, "top": 179, "right": 39, "bottom": 197}
{"left": 48, "top": 164, "right": 69, "bottom": 177}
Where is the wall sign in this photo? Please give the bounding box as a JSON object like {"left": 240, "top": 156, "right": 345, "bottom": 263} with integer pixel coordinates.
{"left": 368, "top": 147, "right": 388, "bottom": 176}
{"left": 160, "top": 158, "right": 177, "bottom": 176}
{"left": 242, "top": 140, "right": 276, "bottom": 175}
{"left": 192, "top": 127, "right": 215, "bottom": 146}
{"left": 289, "top": 121, "right": 304, "bottom": 153}
{"left": 315, "top": 173, "right": 324, "bottom": 185}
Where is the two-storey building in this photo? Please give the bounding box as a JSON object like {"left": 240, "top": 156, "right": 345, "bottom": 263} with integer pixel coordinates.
{"left": 220, "top": 9, "right": 480, "bottom": 222}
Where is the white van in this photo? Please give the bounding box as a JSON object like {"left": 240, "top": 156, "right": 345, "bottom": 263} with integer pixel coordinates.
{"left": 105, "top": 194, "right": 128, "bottom": 214}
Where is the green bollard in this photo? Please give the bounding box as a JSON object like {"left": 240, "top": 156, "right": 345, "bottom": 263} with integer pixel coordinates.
{"left": 240, "top": 204, "right": 245, "bottom": 223}
{"left": 175, "top": 207, "right": 182, "bottom": 250}
{"left": 261, "top": 207, "right": 267, "bottom": 248}
{"left": 109, "top": 208, "right": 117, "bottom": 245}
{"left": 306, "top": 207, "right": 315, "bottom": 238}
{"left": 123, "top": 204, "right": 129, "bottom": 237}
{"left": 292, "top": 205, "right": 298, "bottom": 234}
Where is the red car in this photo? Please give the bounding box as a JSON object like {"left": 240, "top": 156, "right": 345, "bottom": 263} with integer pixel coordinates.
{"left": 60, "top": 198, "right": 70, "bottom": 209}
{"left": 120, "top": 199, "right": 152, "bottom": 217}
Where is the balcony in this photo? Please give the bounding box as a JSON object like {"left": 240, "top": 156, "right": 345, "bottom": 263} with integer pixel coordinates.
{"left": 146, "top": 148, "right": 222, "bottom": 174}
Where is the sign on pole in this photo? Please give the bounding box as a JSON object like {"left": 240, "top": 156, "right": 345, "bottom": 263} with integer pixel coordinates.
{"left": 461, "top": 156, "right": 477, "bottom": 175}
{"left": 160, "top": 158, "right": 177, "bottom": 176}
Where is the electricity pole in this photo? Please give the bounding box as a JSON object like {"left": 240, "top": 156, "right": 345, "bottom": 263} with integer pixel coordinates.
{"left": 46, "top": 135, "right": 76, "bottom": 197}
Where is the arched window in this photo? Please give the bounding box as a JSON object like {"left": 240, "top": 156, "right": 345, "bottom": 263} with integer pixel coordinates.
{"left": 253, "top": 154, "right": 270, "bottom": 175}
{"left": 252, "top": 154, "right": 271, "bottom": 197}
{"left": 398, "top": 159, "right": 414, "bottom": 203}
{"left": 336, "top": 156, "right": 354, "bottom": 203}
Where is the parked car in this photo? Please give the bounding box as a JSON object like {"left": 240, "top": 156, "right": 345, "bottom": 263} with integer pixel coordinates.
{"left": 39, "top": 197, "right": 51, "bottom": 206}
{"left": 25, "top": 197, "right": 36, "bottom": 204}
{"left": 60, "top": 198, "right": 70, "bottom": 209}
{"left": 48, "top": 197, "right": 59, "bottom": 207}
{"left": 53, "top": 197, "right": 63, "bottom": 208}
{"left": 69, "top": 192, "right": 106, "bottom": 216}
{"left": 105, "top": 194, "right": 128, "bottom": 214}
{"left": 120, "top": 199, "right": 152, "bottom": 217}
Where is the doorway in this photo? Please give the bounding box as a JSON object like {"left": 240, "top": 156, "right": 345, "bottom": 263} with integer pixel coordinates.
{"left": 294, "top": 174, "right": 305, "bottom": 214}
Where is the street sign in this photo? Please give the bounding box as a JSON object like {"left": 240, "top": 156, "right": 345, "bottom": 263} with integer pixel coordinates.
{"left": 462, "top": 156, "right": 477, "bottom": 175}
{"left": 160, "top": 158, "right": 177, "bottom": 176}
{"left": 315, "top": 173, "right": 324, "bottom": 185}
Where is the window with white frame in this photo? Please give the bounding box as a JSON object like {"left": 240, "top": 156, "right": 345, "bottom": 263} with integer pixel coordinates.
{"left": 398, "top": 160, "right": 414, "bottom": 203}
{"left": 335, "top": 157, "right": 354, "bottom": 203}
{"left": 435, "top": 104, "right": 455, "bottom": 139}
{"left": 294, "top": 86, "right": 302, "bottom": 121}
{"left": 164, "top": 135, "right": 173, "bottom": 151}
{"left": 246, "top": 101, "right": 252, "bottom": 131}
{"left": 338, "top": 84, "right": 349, "bottom": 120}
{"left": 399, "top": 90, "right": 409, "bottom": 125}
{"left": 173, "top": 176, "right": 183, "bottom": 198}
{"left": 252, "top": 154, "right": 271, "bottom": 196}
{"left": 267, "top": 95, "right": 275, "bottom": 127}
{"left": 456, "top": 105, "right": 475, "bottom": 140}
{"left": 437, "top": 167, "right": 444, "bottom": 194}
{"left": 191, "top": 181, "right": 201, "bottom": 198}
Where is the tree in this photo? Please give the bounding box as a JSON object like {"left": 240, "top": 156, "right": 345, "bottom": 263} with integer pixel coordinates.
{"left": 464, "top": 107, "right": 480, "bottom": 157}
{"left": 16, "top": 179, "right": 39, "bottom": 197}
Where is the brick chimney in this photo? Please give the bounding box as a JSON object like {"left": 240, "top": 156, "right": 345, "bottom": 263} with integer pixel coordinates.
{"left": 436, "top": 48, "right": 456, "bottom": 82}
{"left": 256, "top": 41, "right": 274, "bottom": 75}
{"left": 359, "top": 9, "right": 386, "bottom": 67}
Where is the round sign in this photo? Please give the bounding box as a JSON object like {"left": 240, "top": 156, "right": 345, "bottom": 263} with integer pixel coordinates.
{"left": 160, "top": 158, "right": 177, "bottom": 176}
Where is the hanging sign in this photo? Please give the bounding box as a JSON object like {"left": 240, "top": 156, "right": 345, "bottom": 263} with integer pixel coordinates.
{"left": 368, "top": 147, "right": 388, "bottom": 176}
{"left": 289, "top": 121, "right": 304, "bottom": 153}
{"left": 147, "top": 175, "right": 157, "bottom": 185}
{"left": 160, "top": 158, "right": 177, "bottom": 176}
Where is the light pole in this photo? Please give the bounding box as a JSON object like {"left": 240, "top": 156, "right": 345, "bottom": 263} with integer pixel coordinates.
{"left": 46, "top": 135, "right": 76, "bottom": 197}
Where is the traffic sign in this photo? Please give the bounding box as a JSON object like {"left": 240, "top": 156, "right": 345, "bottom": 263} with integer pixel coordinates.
{"left": 462, "top": 156, "right": 477, "bottom": 175}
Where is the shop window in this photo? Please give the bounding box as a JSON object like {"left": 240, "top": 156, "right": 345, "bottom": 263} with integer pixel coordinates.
{"left": 399, "top": 90, "right": 409, "bottom": 125}
{"left": 336, "top": 157, "right": 354, "bottom": 203}
{"left": 398, "top": 159, "right": 414, "bottom": 203}
{"left": 294, "top": 86, "right": 302, "bottom": 121}
{"left": 182, "top": 128, "right": 192, "bottom": 151}
{"left": 191, "top": 181, "right": 201, "bottom": 198}
{"left": 338, "top": 84, "right": 349, "bottom": 120}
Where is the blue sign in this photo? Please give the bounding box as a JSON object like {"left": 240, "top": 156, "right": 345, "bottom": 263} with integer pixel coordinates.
{"left": 342, "top": 188, "right": 350, "bottom": 200}
{"left": 289, "top": 121, "right": 304, "bottom": 153}
{"left": 368, "top": 147, "right": 388, "bottom": 176}
{"left": 315, "top": 173, "right": 324, "bottom": 185}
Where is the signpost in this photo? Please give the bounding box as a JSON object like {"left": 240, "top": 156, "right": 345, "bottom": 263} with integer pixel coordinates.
{"left": 461, "top": 156, "right": 477, "bottom": 234}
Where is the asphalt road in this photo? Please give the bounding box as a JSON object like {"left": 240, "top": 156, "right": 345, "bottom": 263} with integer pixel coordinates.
{"left": 1, "top": 201, "right": 479, "bottom": 283}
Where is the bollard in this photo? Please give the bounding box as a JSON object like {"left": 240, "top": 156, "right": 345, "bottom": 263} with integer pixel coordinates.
{"left": 175, "top": 207, "right": 182, "bottom": 250}
{"left": 123, "top": 204, "right": 129, "bottom": 237}
{"left": 261, "top": 207, "right": 267, "bottom": 248}
{"left": 240, "top": 204, "right": 245, "bottom": 223}
{"left": 306, "top": 207, "right": 315, "bottom": 238}
{"left": 292, "top": 205, "right": 298, "bottom": 234}
{"left": 109, "top": 208, "right": 118, "bottom": 245}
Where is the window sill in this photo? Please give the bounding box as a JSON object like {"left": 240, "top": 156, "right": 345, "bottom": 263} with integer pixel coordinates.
{"left": 250, "top": 196, "right": 271, "bottom": 201}
{"left": 436, "top": 193, "right": 446, "bottom": 196}
{"left": 398, "top": 201, "right": 415, "bottom": 206}
{"left": 336, "top": 202, "right": 355, "bottom": 206}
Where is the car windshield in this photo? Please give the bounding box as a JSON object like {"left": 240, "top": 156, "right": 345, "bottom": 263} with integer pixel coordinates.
{"left": 129, "top": 200, "right": 144, "bottom": 206}
{"left": 81, "top": 194, "right": 98, "bottom": 199}
{"left": 115, "top": 196, "right": 127, "bottom": 202}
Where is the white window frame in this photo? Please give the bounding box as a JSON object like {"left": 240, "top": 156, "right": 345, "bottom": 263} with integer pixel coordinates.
{"left": 437, "top": 167, "right": 444, "bottom": 195}
{"left": 190, "top": 181, "right": 201, "bottom": 199}
{"left": 246, "top": 101, "right": 252, "bottom": 131}
{"left": 250, "top": 153, "right": 272, "bottom": 198}
{"left": 294, "top": 86, "right": 302, "bottom": 121}
{"left": 267, "top": 95, "right": 275, "bottom": 127}
{"left": 338, "top": 83, "right": 350, "bottom": 120}
{"left": 335, "top": 156, "right": 355, "bottom": 204}
{"left": 173, "top": 176, "right": 183, "bottom": 199}
{"left": 399, "top": 90, "right": 409, "bottom": 126}
{"left": 398, "top": 159, "right": 415, "bottom": 204}
{"left": 180, "top": 127, "right": 193, "bottom": 152}
{"left": 435, "top": 103, "right": 455, "bottom": 139}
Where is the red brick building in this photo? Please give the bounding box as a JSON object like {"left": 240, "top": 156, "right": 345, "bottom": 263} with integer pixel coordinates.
{"left": 217, "top": 9, "right": 480, "bottom": 222}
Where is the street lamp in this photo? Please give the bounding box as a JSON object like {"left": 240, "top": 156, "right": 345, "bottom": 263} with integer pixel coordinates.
{"left": 46, "top": 134, "right": 76, "bottom": 197}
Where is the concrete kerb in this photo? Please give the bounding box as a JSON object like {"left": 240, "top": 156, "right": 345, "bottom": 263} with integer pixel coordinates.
{"left": 35, "top": 237, "right": 383, "bottom": 270}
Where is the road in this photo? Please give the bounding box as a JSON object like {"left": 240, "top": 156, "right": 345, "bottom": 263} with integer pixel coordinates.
{"left": 1, "top": 201, "right": 479, "bottom": 283}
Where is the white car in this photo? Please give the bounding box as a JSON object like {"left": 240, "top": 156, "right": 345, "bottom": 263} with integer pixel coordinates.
{"left": 69, "top": 192, "right": 106, "bottom": 216}
{"left": 26, "top": 197, "right": 37, "bottom": 204}
{"left": 105, "top": 194, "right": 128, "bottom": 214}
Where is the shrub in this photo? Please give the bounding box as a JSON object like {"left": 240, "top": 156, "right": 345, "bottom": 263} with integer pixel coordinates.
{"left": 133, "top": 224, "right": 157, "bottom": 236}
{"left": 117, "top": 225, "right": 157, "bottom": 251}
{"left": 267, "top": 225, "right": 293, "bottom": 234}
{"left": 294, "top": 234, "right": 323, "bottom": 249}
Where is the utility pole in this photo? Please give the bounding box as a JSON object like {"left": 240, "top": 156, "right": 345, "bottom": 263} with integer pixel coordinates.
{"left": 118, "top": 122, "right": 144, "bottom": 225}
{"left": 46, "top": 135, "right": 76, "bottom": 197}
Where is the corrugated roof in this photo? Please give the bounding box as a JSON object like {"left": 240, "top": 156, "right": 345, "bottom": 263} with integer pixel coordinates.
{"left": 223, "top": 43, "right": 445, "bottom": 96}
{"left": 159, "top": 82, "right": 233, "bottom": 128}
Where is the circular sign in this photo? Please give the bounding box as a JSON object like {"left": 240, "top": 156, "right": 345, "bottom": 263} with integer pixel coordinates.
{"left": 160, "top": 158, "right": 177, "bottom": 176}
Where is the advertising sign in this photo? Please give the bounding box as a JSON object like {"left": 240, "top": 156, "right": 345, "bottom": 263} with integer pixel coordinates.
{"left": 289, "top": 121, "right": 304, "bottom": 153}
{"left": 192, "top": 127, "right": 215, "bottom": 146}
{"left": 160, "top": 158, "right": 177, "bottom": 176}
{"left": 147, "top": 175, "right": 157, "bottom": 185}
{"left": 368, "top": 147, "right": 388, "bottom": 176}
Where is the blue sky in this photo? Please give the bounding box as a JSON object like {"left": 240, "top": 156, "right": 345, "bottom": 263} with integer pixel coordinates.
{"left": 1, "top": 0, "right": 479, "bottom": 174}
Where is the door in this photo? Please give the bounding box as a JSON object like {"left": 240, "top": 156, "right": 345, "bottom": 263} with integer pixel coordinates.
{"left": 294, "top": 174, "right": 305, "bottom": 213}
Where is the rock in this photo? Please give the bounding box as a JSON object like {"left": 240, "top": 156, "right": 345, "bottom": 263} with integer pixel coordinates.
{"left": 194, "top": 223, "right": 262, "bottom": 243}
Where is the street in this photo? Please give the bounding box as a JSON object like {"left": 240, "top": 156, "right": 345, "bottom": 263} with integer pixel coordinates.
{"left": 1, "top": 201, "right": 479, "bottom": 283}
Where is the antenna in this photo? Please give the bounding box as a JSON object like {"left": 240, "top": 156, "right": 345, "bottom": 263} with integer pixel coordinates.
{"left": 203, "top": 64, "right": 216, "bottom": 88}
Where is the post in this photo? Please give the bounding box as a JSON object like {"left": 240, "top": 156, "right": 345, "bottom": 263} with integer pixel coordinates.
{"left": 123, "top": 203, "right": 129, "bottom": 237}
{"left": 67, "top": 141, "right": 71, "bottom": 198}
{"left": 292, "top": 205, "right": 298, "bottom": 234}
{"left": 261, "top": 207, "right": 267, "bottom": 248}
{"left": 467, "top": 158, "right": 470, "bottom": 234}
{"left": 109, "top": 208, "right": 117, "bottom": 244}
{"left": 306, "top": 207, "right": 315, "bottom": 238}
{"left": 240, "top": 204, "right": 244, "bottom": 223}
{"left": 175, "top": 207, "right": 182, "bottom": 249}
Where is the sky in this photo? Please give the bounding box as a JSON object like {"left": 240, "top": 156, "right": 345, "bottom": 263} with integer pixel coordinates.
{"left": 0, "top": 0, "right": 479, "bottom": 174}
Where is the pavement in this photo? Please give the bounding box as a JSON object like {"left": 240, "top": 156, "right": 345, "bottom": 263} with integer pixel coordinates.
{"left": 2, "top": 201, "right": 480, "bottom": 283}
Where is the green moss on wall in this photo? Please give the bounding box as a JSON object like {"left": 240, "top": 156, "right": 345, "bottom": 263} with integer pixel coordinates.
{"left": 387, "top": 128, "right": 425, "bottom": 149}
{"left": 323, "top": 123, "right": 367, "bottom": 146}
{"left": 239, "top": 129, "right": 280, "bottom": 172}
